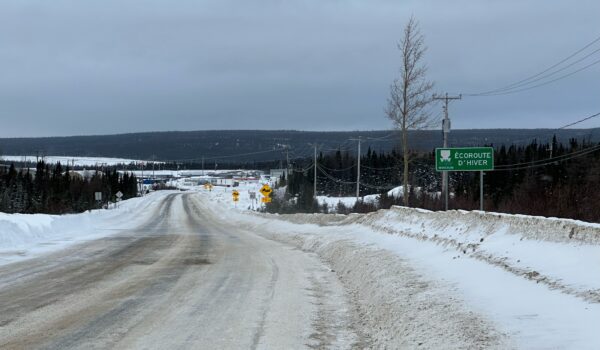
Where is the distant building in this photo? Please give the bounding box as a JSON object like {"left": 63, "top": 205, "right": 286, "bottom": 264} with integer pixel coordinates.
{"left": 270, "top": 169, "right": 288, "bottom": 180}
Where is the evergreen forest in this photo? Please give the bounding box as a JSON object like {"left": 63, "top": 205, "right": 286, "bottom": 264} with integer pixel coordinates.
{"left": 0, "top": 162, "right": 138, "bottom": 214}
{"left": 270, "top": 137, "right": 600, "bottom": 223}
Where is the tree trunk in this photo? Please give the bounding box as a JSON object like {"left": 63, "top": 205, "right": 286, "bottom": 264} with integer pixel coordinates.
{"left": 402, "top": 127, "right": 409, "bottom": 206}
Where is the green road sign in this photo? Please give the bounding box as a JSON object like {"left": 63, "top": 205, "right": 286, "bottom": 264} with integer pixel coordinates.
{"left": 435, "top": 147, "right": 494, "bottom": 171}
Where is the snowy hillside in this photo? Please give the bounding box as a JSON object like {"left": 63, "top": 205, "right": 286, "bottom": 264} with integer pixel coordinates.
{"left": 1, "top": 155, "right": 148, "bottom": 166}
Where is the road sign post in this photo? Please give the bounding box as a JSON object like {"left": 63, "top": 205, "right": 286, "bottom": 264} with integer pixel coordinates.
{"left": 94, "top": 192, "right": 102, "bottom": 209}
{"left": 115, "top": 191, "right": 123, "bottom": 209}
{"left": 435, "top": 147, "right": 494, "bottom": 211}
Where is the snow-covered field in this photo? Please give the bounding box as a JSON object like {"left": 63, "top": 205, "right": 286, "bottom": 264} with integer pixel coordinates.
{"left": 1, "top": 155, "right": 148, "bottom": 166}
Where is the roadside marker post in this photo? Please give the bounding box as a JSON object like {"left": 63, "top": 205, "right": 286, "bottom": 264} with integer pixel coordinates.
{"left": 435, "top": 147, "right": 494, "bottom": 211}
{"left": 249, "top": 191, "right": 257, "bottom": 210}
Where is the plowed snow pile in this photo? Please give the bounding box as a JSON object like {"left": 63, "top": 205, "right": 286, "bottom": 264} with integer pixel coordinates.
{"left": 202, "top": 190, "right": 600, "bottom": 349}
{"left": 0, "top": 191, "right": 176, "bottom": 265}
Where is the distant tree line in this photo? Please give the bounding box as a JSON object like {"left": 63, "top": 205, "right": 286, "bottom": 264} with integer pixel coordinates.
{"left": 0, "top": 162, "right": 138, "bottom": 214}
{"left": 2, "top": 129, "right": 598, "bottom": 164}
{"left": 452, "top": 137, "right": 600, "bottom": 223}
{"left": 267, "top": 137, "right": 600, "bottom": 223}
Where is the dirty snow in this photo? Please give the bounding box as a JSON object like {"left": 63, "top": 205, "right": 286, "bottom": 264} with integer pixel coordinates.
{"left": 195, "top": 181, "right": 600, "bottom": 349}
{"left": 0, "top": 191, "right": 176, "bottom": 265}
{"left": 3, "top": 172, "right": 600, "bottom": 348}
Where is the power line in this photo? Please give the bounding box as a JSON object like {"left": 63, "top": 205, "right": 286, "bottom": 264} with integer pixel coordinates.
{"left": 497, "top": 110, "right": 600, "bottom": 146}
{"left": 317, "top": 164, "right": 407, "bottom": 191}
{"left": 472, "top": 57, "right": 600, "bottom": 96}
{"left": 318, "top": 163, "right": 356, "bottom": 172}
{"left": 360, "top": 164, "right": 398, "bottom": 170}
{"left": 317, "top": 165, "right": 356, "bottom": 185}
{"left": 466, "top": 34, "right": 600, "bottom": 96}
{"left": 479, "top": 47, "right": 600, "bottom": 95}
{"left": 494, "top": 143, "right": 600, "bottom": 171}
{"left": 358, "top": 182, "right": 399, "bottom": 191}
{"left": 558, "top": 111, "right": 600, "bottom": 129}
{"left": 292, "top": 163, "right": 315, "bottom": 173}
{"left": 163, "top": 147, "right": 286, "bottom": 162}
{"left": 362, "top": 131, "right": 398, "bottom": 142}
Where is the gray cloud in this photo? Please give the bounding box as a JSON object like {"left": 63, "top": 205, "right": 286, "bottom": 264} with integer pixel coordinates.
{"left": 0, "top": 0, "right": 599, "bottom": 137}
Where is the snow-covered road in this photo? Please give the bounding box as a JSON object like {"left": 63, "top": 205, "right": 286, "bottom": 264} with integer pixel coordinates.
{"left": 0, "top": 193, "right": 358, "bottom": 349}
{"left": 2, "top": 188, "right": 599, "bottom": 349}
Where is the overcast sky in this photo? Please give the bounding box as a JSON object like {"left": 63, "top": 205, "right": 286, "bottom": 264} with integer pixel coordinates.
{"left": 1, "top": 0, "right": 599, "bottom": 137}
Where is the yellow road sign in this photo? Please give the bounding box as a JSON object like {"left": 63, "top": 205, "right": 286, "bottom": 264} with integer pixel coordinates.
{"left": 261, "top": 196, "right": 272, "bottom": 203}
{"left": 232, "top": 190, "right": 240, "bottom": 197}
{"left": 259, "top": 184, "right": 272, "bottom": 197}
{"left": 233, "top": 197, "right": 239, "bottom": 202}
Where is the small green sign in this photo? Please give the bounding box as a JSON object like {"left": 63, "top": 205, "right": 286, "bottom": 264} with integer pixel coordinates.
{"left": 435, "top": 147, "right": 494, "bottom": 171}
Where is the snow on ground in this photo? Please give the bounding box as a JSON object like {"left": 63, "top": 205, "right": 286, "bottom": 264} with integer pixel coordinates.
{"left": 317, "top": 186, "right": 412, "bottom": 211}
{"left": 0, "top": 191, "right": 176, "bottom": 265}
{"left": 127, "top": 169, "right": 260, "bottom": 177}
{"left": 1, "top": 155, "right": 150, "bottom": 166}
{"left": 316, "top": 194, "right": 377, "bottom": 210}
{"left": 196, "top": 184, "right": 600, "bottom": 349}
{"left": 3, "top": 171, "right": 599, "bottom": 347}
{"left": 171, "top": 176, "right": 276, "bottom": 210}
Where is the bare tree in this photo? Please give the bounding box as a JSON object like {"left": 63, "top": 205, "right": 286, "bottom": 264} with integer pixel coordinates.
{"left": 385, "top": 16, "right": 435, "bottom": 206}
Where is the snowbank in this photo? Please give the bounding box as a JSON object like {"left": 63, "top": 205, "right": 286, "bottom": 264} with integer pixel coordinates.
{"left": 198, "top": 192, "right": 600, "bottom": 349}
{"left": 0, "top": 191, "right": 175, "bottom": 264}
{"left": 258, "top": 206, "right": 600, "bottom": 301}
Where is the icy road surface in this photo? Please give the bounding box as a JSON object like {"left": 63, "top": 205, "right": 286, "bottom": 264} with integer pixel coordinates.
{"left": 0, "top": 193, "right": 358, "bottom": 349}
{"left": 4, "top": 187, "right": 594, "bottom": 349}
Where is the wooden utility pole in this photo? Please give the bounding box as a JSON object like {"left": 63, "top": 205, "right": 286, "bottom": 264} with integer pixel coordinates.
{"left": 308, "top": 143, "right": 319, "bottom": 200}
{"left": 433, "top": 93, "right": 461, "bottom": 211}
{"left": 350, "top": 137, "right": 362, "bottom": 201}
{"left": 313, "top": 145, "right": 317, "bottom": 199}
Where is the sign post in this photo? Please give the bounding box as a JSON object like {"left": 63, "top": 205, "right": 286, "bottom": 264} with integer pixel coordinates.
{"left": 115, "top": 191, "right": 123, "bottom": 209}
{"left": 94, "top": 192, "right": 102, "bottom": 209}
{"left": 435, "top": 147, "right": 494, "bottom": 211}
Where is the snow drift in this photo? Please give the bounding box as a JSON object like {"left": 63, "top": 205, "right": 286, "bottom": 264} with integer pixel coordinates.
{"left": 0, "top": 191, "right": 175, "bottom": 264}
